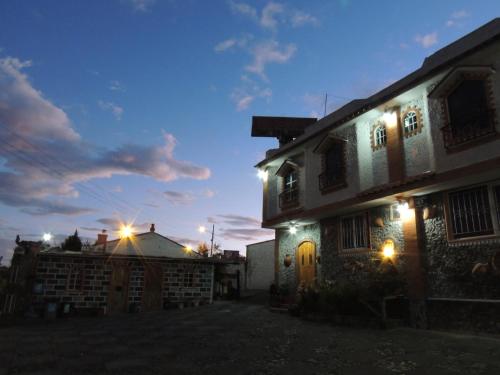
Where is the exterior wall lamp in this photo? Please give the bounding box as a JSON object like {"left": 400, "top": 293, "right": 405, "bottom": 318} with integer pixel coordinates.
{"left": 257, "top": 169, "right": 268, "bottom": 182}
{"left": 397, "top": 200, "right": 412, "bottom": 221}
{"left": 383, "top": 109, "right": 398, "bottom": 128}
{"left": 381, "top": 238, "right": 395, "bottom": 258}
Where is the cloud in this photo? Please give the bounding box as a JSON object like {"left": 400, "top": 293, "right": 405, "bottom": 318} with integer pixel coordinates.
{"left": 291, "top": 11, "right": 319, "bottom": 28}
{"left": 231, "top": 84, "right": 272, "bottom": 111}
{"left": 260, "top": 2, "right": 284, "bottom": 30}
{"left": 98, "top": 100, "right": 123, "bottom": 120}
{"left": 0, "top": 55, "right": 211, "bottom": 216}
{"left": 245, "top": 40, "right": 296, "bottom": 80}
{"left": 219, "top": 228, "right": 273, "bottom": 242}
{"left": 446, "top": 10, "right": 469, "bottom": 27}
{"left": 163, "top": 190, "right": 195, "bottom": 205}
{"left": 109, "top": 80, "right": 125, "bottom": 92}
{"left": 217, "top": 214, "right": 261, "bottom": 227}
{"left": 207, "top": 216, "right": 218, "bottom": 224}
{"left": 130, "top": 0, "right": 156, "bottom": 12}
{"left": 415, "top": 32, "right": 438, "bottom": 48}
{"left": 228, "top": 0, "right": 257, "bottom": 19}
{"left": 96, "top": 218, "right": 149, "bottom": 232}
{"left": 214, "top": 34, "right": 253, "bottom": 53}
{"left": 203, "top": 189, "right": 216, "bottom": 198}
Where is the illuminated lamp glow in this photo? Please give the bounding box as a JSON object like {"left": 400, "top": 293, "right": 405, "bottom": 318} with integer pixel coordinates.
{"left": 382, "top": 239, "right": 395, "bottom": 258}
{"left": 257, "top": 169, "right": 269, "bottom": 182}
{"left": 383, "top": 111, "right": 397, "bottom": 128}
{"left": 185, "top": 245, "right": 193, "bottom": 252}
{"left": 119, "top": 225, "right": 133, "bottom": 238}
{"left": 289, "top": 226, "right": 297, "bottom": 235}
{"left": 397, "top": 201, "right": 411, "bottom": 220}
{"left": 198, "top": 225, "right": 206, "bottom": 233}
{"left": 42, "top": 233, "right": 52, "bottom": 242}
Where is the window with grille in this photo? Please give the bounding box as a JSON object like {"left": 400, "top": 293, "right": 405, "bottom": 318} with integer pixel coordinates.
{"left": 374, "top": 125, "right": 387, "bottom": 147}
{"left": 448, "top": 186, "right": 494, "bottom": 239}
{"left": 67, "top": 267, "right": 84, "bottom": 291}
{"left": 341, "top": 214, "right": 369, "bottom": 249}
{"left": 319, "top": 141, "right": 346, "bottom": 190}
{"left": 184, "top": 272, "right": 194, "bottom": 287}
{"left": 404, "top": 111, "right": 418, "bottom": 133}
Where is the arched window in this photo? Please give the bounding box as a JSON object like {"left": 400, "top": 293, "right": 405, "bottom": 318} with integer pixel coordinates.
{"left": 374, "top": 125, "right": 387, "bottom": 147}
{"left": 403, "top": 111, "right": 418, "bottom": 134}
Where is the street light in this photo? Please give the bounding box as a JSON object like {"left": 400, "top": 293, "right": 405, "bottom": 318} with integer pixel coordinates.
{"left": 42, "top": 233, "right": 52, "bottom": 242}
{"left": 198, "top": 224, "right": 215, "bottom": 256}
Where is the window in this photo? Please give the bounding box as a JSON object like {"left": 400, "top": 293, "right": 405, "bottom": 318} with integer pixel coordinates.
{"left": 66, "top": 266, "right": 84, "bottom": 291}
{"left": 184, "top": 272, "right": 194, "bottom": 287}
{"left": 319, "top": 141, "right": 346, "bottom": 191}
{"left": 401, "top": 107, "right": 423, "bottom": 138}
{"left": 446, "top": 185, "right": 500, "bottom": 240}
{"left": 404, "top": 111, "right": 418, "bottom": 133}
{"left": 341, "top": 213, "right": 369, "bottom": 250}
{"left": 374, "top": 124, "right": 387, "bottom": 147}
{"left": 279, "top": 169, "right": 299, "bottom": 208}
{"left": 443, "top": 79, "right": 495, "bottom": 148}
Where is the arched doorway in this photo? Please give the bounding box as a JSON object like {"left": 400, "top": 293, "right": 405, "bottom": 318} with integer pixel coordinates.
{"left": 296, "top": 241, "right": 316, "bottom": 287}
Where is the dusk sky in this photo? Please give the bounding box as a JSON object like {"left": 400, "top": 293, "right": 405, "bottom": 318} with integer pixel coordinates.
{"left": 1, "top": 0, "right": 499, "bottom": 264}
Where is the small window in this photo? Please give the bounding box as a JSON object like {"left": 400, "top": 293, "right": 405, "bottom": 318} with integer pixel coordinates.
{"left": 284, "top": 171, "right": 298, "bottom": 192}
{"left": 341, "top": 213, "right": 369, "bottom": 250}
{"left": 447, "top": 186, "right": 493, "bottom": 239}
{"left": 184, "top": 272, "right": 194, "bottom": 287}
{"left": 67, "top": 266, "right": 84, "bottom": 291}
{"left": 404, "top": 111, "right": 418, "bottom": 133}
{"left": 279, "top": 169, "right": 299, "bottom": 208}
{"left": 319, "top": 141, "right": 346, "bottom": 191}
{"left": 374, "top": 125, "right": 387, "bottom": 147}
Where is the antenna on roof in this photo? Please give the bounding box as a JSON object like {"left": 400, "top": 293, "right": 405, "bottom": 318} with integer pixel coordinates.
{"left": 323, "top": 92, "right": 328, "bottom": 117}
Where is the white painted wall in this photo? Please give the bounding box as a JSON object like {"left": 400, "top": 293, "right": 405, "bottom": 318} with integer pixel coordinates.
{"left": 246, "top": 240, "right": 275, "bottom": 290}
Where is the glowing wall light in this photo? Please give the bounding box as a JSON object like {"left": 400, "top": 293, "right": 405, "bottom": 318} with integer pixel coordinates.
{"left": 382, "top": 239, "right": 395, "bottom": 258}
{"left": 383, "top": 111, "right": 397, "bottom": 128}
{"left": 257, "top": 169, "right": 269, "bottom": 182}
{"left": 397, "top": 201, "right": 412, "bottom": 221}
{"left": 184, "top": 245, "right": 193, "bottom": 252}
{"left": 289, "top": 225, "right": 297, "bottom": 234}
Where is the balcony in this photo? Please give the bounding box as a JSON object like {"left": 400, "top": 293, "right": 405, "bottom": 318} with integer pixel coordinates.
{"left": 279, "top": 188, "right": 299, "bottom": 209}
{"left": 319, "top": 172, "right": 346, "bottom": 192}
{"left": 441, "top": 110, "right": 496, "bottom": 150}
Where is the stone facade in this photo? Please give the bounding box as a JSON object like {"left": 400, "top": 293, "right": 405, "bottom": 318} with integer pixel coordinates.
{"left": 32, "top": 252, "right": 214, "bottom": 314}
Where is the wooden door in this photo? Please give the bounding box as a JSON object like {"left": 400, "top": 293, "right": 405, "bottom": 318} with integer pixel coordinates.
{"left": 143, "top": 263, "right": 163, "bottom": 311}
{"left": 297, "top": 241, "right": 316, "bottom": 287}
{"left": 108, "top": 263, "right": 129, "bottom": 314}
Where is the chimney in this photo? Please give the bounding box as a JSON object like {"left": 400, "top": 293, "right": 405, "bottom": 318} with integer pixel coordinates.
{"left": 150, "top": 223, "right": 156, "bottom": 233}
{"left": 96, "top": 230, "right": 108, "bottom": 250}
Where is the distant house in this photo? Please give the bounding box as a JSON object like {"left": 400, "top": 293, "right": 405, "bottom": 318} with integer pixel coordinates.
{"left": 3, "top": 224, "right": 217, "bottom": 317}
{"left": 246, "top": 239, "right": 275, "bottom": 290}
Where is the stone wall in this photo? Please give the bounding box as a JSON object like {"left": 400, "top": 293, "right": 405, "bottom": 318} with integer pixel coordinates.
{"left": 423, "top": 193, "right": 500, "bottom": 299}
{"left": 277, "top": 224, "right": 321, "bottom": 291}
{"left": 33, "top": 253, "right": 214, "bottom": 313}
{"left": 321, "top": 206, "right": 406, "bottom": 287}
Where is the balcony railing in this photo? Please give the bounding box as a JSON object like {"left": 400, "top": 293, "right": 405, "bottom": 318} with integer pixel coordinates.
{"left": 441, "top": 110, "right": 496, "bottom": 149}
{"left": 279, "top": 188, "right": 299, "bottom": 209}
{"left": 319, "top": 172, "right": 345, "bottom": 191}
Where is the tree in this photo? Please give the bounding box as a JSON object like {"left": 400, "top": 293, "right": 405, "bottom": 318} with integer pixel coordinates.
{"left": 197, "top": 242, "right": 209, "bottom": 257}
{"left": 61, "top": 230, "right": 82, "bottom": 251}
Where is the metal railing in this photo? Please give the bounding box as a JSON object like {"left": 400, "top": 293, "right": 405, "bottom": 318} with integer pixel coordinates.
{"left": 279, "top": 188, "right": 299, "bottom": 209}
{"left": 319, "top": 171, "right": 345, "bottom": 191}
{"left": 441, "top": 110, "right": 496, "bottom": 149}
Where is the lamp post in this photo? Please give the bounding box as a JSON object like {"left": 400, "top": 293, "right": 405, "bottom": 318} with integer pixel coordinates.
{"left": 198, "top": 224, "right": 215, "bottom": 257}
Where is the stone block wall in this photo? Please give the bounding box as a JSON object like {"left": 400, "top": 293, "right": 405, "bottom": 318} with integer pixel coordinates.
{"left": 422, "top": 193, "right": 500, "bottom": 299}
{"left": 277, "top": 224, "right": 321, "bottom": 291}
{"left": 33, "top": 253, "right": 214, "bottom": 313}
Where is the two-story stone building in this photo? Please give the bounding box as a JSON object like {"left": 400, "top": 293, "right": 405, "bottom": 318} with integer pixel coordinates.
{"left": 252, "top": 19, "right": 500, "bottom": 330}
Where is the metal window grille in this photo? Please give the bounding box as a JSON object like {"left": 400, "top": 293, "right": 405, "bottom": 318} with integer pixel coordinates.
{"left": 448, "top": 186, "right": 493, "bottom": 239}
{"left": 375, "top": 125, "right": 387, "bottom": 145}
{"left": 404, "top": 111, "right": 418, "bottom": 133}
{"left": 341, "top": 214, "right": 369, "bottom": 249}
{"left": 67, "top": 267, "right": 84, "bottom": 291}
{"left": 184, "top": 272, "right": 194, "bottom": 287}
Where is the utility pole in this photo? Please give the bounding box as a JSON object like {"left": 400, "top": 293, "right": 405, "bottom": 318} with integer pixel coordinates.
{"left": 210, "top": 224, "right": 215, "bottom": 257}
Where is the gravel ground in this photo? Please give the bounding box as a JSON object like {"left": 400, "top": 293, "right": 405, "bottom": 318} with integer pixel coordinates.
{"left": 0, "top": 300, "right": 499, "bottom": 375}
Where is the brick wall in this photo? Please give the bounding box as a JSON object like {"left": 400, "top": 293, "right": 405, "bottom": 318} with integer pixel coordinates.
{"left": 33, "top": 253, "right": 214, "bottom": 313}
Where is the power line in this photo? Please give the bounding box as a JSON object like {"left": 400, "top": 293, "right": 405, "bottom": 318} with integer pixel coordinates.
{"left": 0, "top": 124, "right": 142, "bottom": 215}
